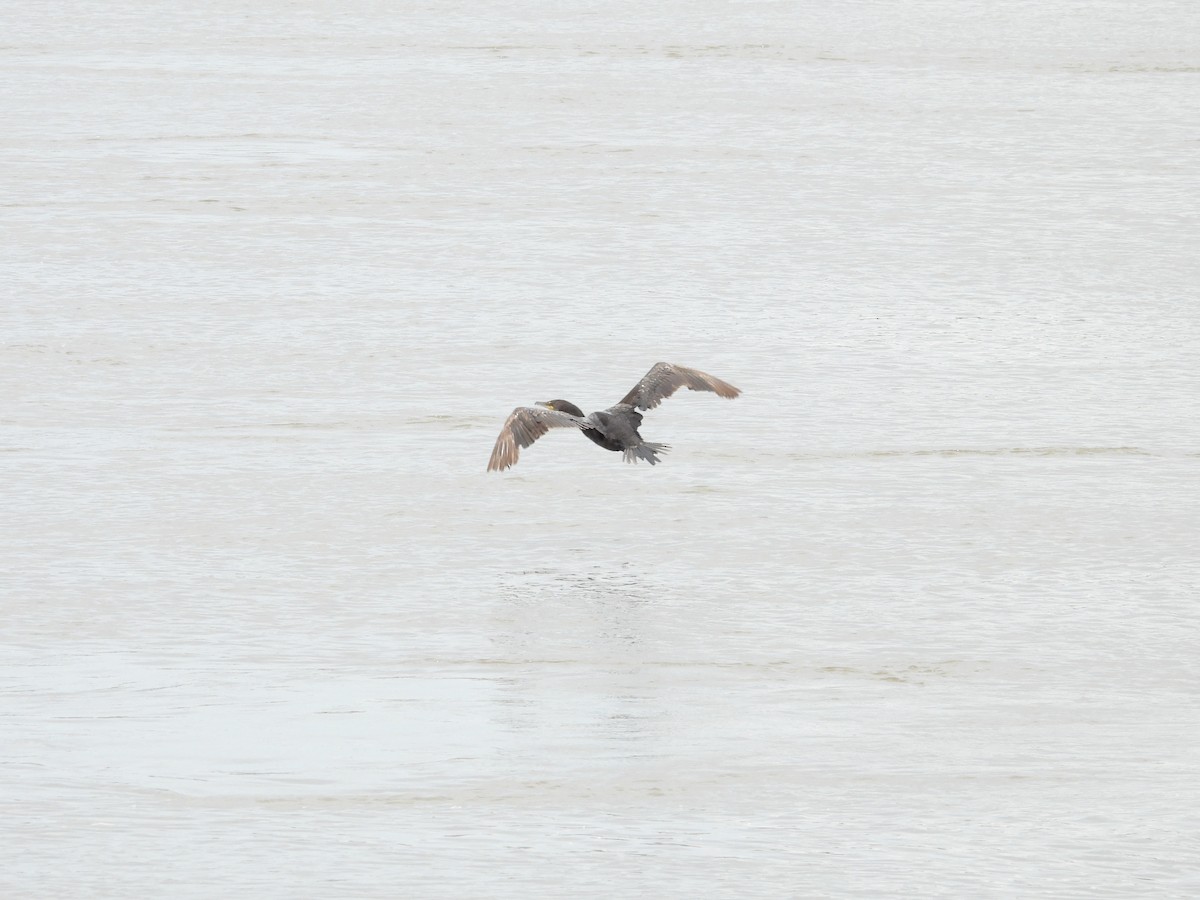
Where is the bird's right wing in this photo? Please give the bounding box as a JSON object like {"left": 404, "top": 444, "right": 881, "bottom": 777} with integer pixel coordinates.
{"left": 619, "top": 362, "right": 741, "bottom": 411}
{"left": 487, "top": 407, "right": 593, "bottom": 472}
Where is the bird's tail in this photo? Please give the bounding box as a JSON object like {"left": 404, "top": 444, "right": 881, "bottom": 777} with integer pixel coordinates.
{"left": 623, "top": 441, "right": 671, "bottom": 465}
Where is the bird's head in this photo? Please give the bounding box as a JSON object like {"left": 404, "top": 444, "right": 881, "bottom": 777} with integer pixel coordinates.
{"left": 537, "top": 399, "right": 585, "bottom": 418}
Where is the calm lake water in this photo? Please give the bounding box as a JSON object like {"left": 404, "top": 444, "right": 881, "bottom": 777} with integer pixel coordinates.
{"left": 4, "top": 1, "right": 1199, "bottom": 896}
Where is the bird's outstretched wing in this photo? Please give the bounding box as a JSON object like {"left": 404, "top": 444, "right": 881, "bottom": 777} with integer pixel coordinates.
{"left": 618, "top": 362, "right": 741, "bottom": 411}
{"left": 487, "top": 407, "right": 593, "bottom": 472}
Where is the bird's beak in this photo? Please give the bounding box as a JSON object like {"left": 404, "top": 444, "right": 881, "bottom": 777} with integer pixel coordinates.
{"left": 535, "top": 401, "right": 552, "bottom": 409}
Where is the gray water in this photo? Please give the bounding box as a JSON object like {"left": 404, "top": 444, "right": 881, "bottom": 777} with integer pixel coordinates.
{"left": 4, "top": 1, "right": 1200, "bottom": 896}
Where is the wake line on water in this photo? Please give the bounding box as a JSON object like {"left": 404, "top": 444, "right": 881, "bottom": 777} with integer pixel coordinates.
{"left": 788, "top": 446, "right": 1188, "bottom": 460}
{"left": 868, "top": 446, "right": 1152, "bottom": 458}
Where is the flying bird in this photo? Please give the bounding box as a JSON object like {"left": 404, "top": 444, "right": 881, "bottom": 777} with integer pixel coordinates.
{"left": 487, "top": 362, "right": 740, "bottom": 472}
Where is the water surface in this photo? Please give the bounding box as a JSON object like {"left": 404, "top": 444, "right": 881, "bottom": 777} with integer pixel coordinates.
{"left": 4, "top": 1, "right": 1199, "bottom": 896}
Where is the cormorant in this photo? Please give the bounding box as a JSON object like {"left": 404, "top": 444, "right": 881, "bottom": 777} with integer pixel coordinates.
{"left": 487, "top": 362, "right": 740, "bottom": 472}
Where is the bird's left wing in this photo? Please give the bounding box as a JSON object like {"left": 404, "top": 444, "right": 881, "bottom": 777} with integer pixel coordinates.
{"left": 487, "top": 407, "right": 593, "bottom": 472}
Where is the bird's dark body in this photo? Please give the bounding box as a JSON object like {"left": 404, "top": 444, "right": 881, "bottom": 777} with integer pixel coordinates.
{"left": 543, "top": 401, "right": 666, "bottom": 464}
{"left": 584, "top": 419, "right": 627, "bottom": 453}
{"left": 552, "top": 403, "right": 643, "bottom": 454}
{"left": 486, "top": 362, "right": 740, "bottom": 472}
{"left": 583, "top": 427, "right": 624, "bottom": 453}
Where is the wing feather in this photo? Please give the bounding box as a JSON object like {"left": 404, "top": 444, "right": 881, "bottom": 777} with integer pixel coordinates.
{"left": 487, "top": 407, "right": 593, "bottom": 472}
{"left": 618, "top": 362, "right": 741, "bottom": 411}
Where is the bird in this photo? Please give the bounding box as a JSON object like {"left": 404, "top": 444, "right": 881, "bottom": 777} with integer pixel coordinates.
{"left": 487, "top": 362, "right": 740, "bottom": 472}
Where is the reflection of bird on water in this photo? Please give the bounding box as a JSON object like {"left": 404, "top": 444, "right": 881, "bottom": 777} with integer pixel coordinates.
{"left": 487, "top": 361, "right": 741, "bottom": 472}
